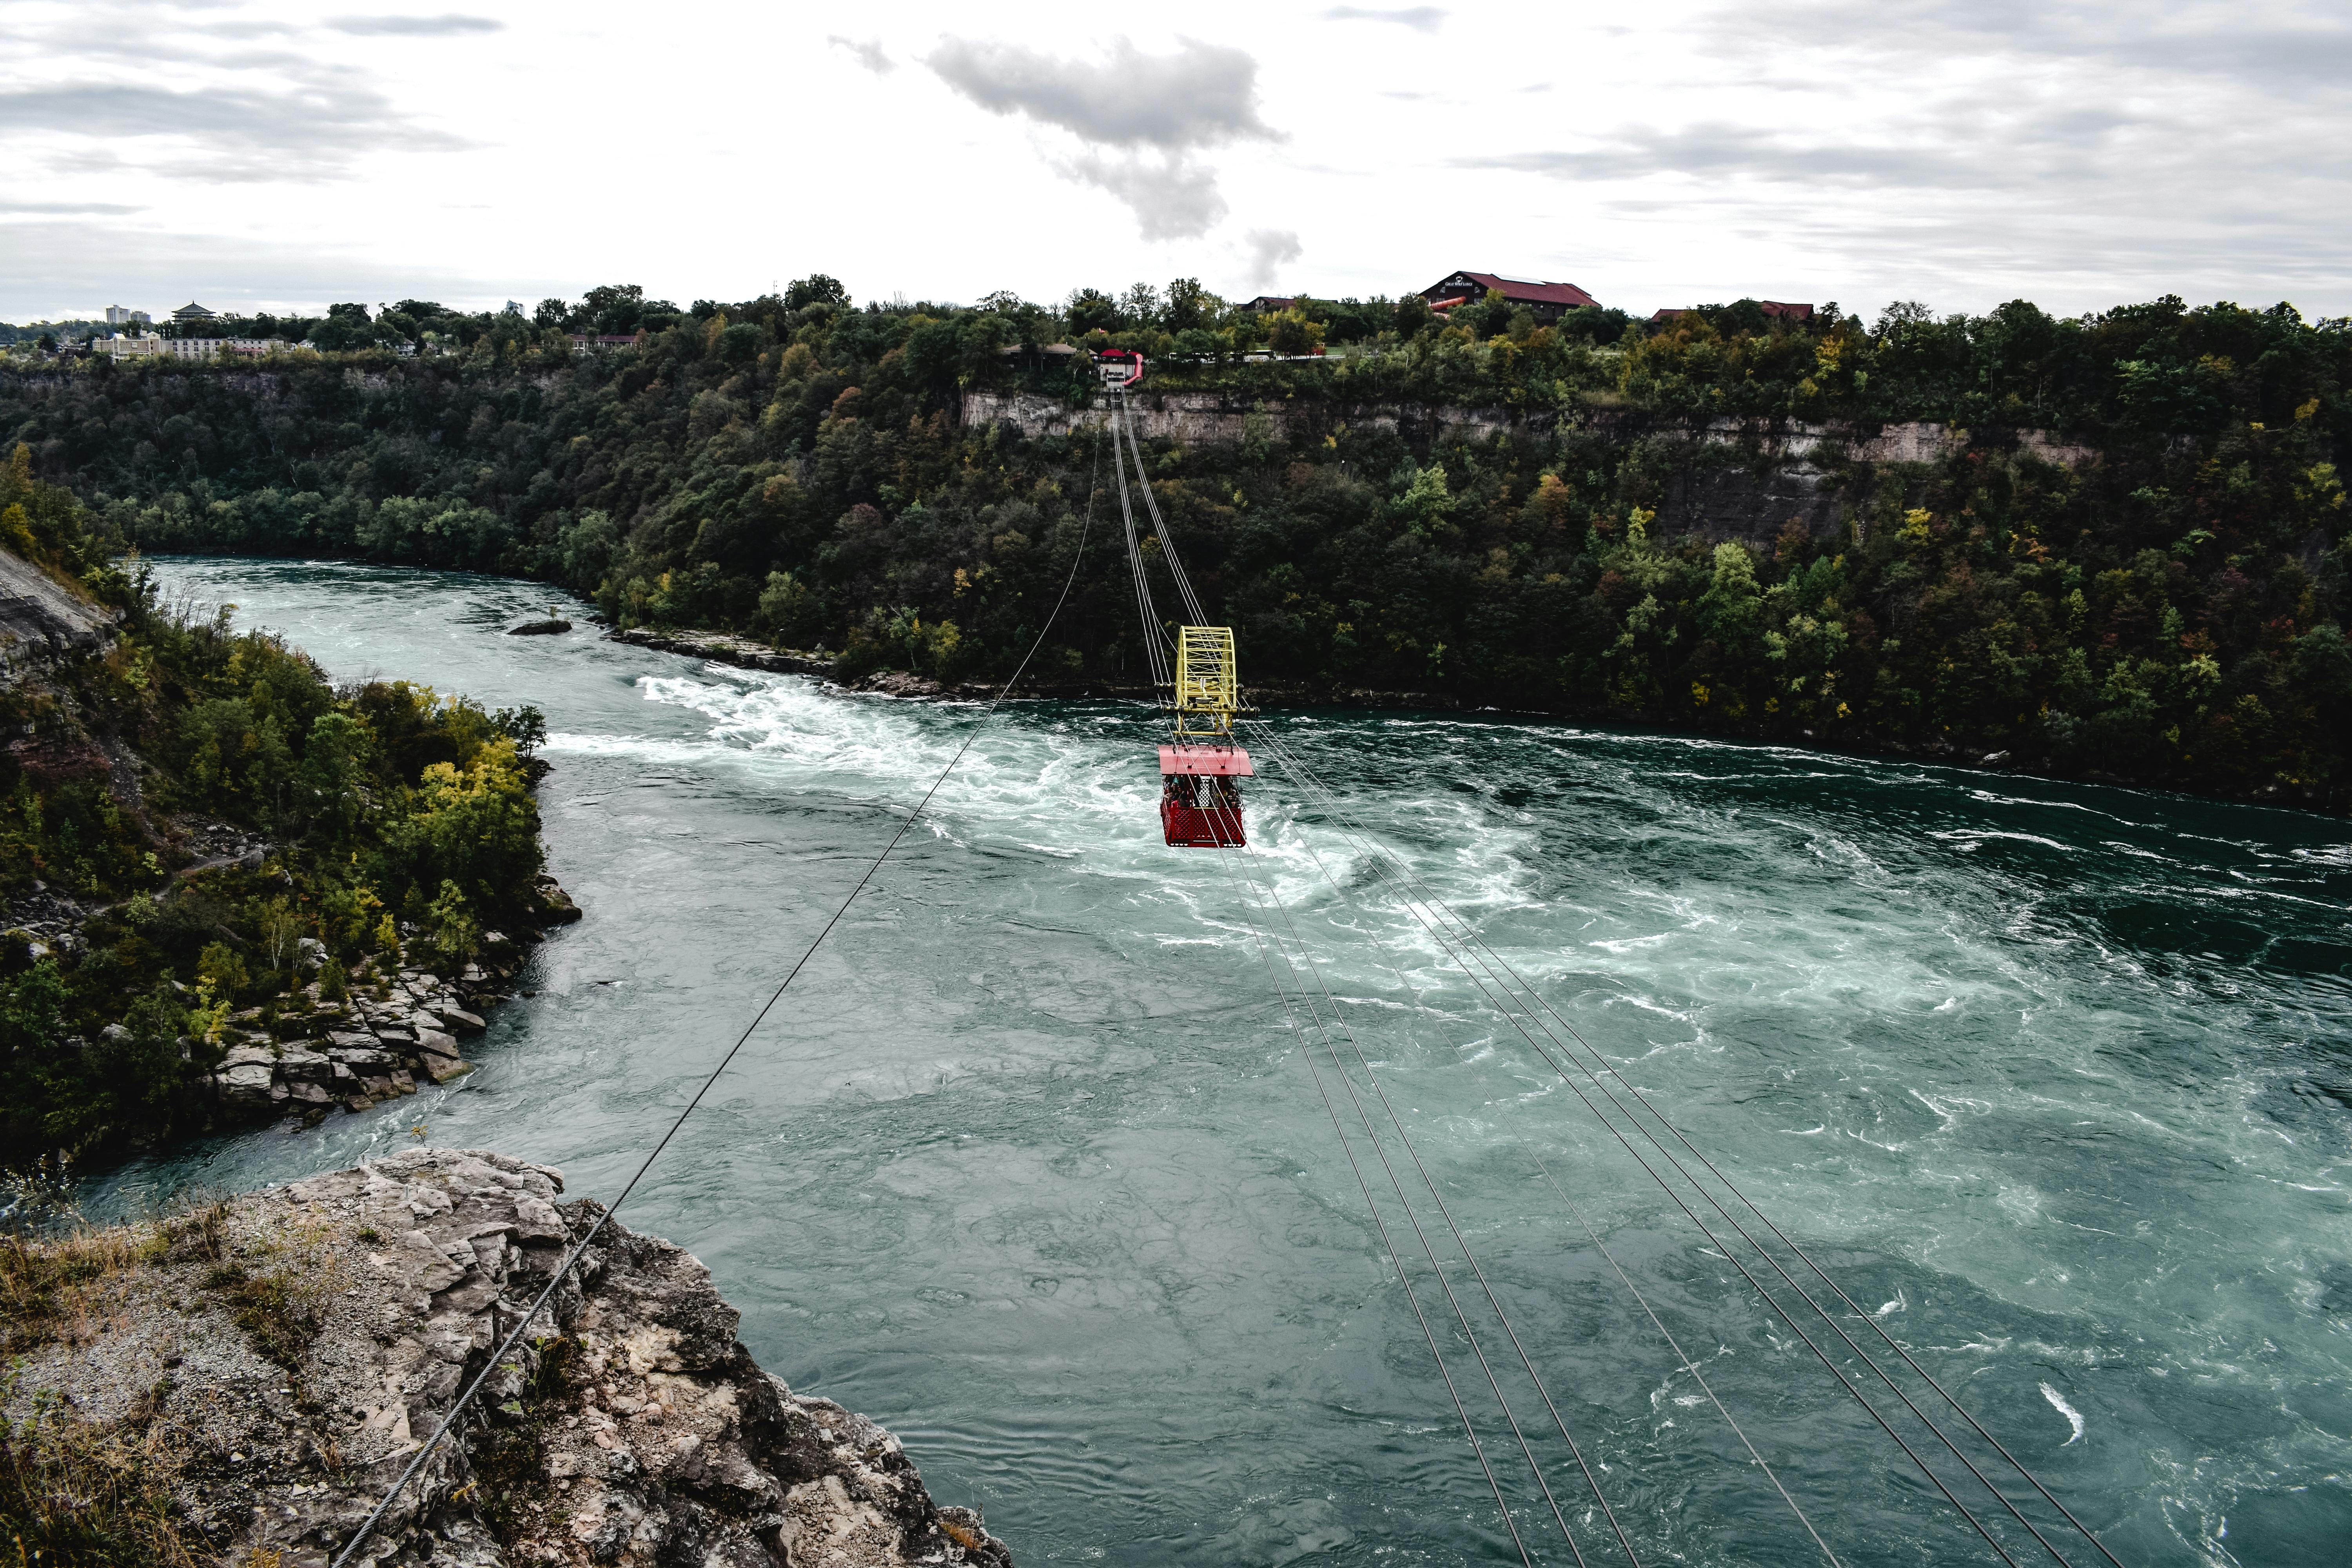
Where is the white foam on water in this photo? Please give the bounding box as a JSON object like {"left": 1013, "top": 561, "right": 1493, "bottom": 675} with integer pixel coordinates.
{"left": 2041, "top": 1383, "right": 2086, "bottom": 1445}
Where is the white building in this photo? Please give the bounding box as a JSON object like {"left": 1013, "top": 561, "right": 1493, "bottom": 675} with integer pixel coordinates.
{"left": 100, "top": 334, "right": 293, "bottom": 359}
{"left": 103, "top": 305, "right": 152, "bottom": 326}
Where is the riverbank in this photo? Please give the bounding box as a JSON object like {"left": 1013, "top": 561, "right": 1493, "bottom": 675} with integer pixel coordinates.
{"left": 0, "top": 1145, "right": 1015, "bottom": 1566}
{"left": 203, "top": 877, "right": 581, "bottom": 1127}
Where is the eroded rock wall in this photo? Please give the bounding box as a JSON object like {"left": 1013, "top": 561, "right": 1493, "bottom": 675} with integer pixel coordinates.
{"left": 0, "top": 543, "right": 114, "bottom": 683}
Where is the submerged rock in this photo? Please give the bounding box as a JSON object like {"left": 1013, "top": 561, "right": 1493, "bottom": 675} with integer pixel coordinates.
{"left": 508, "top": 617, "right": 572, "bottom": 636}
{"left": 0, "top": 1147, "right": 1013, "bottom": 1567}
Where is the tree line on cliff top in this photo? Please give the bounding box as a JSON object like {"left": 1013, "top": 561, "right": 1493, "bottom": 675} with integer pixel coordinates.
{"left": 0, "top": 449, "right": 548, "bottom": 1160}
{"left": 1, "top": 278, "right": 2348, "bottom": 812}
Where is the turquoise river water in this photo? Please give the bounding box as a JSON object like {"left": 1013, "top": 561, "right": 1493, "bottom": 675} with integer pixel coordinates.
{"left": 82, "top": 559, "right": 2352, "bottom": 1567}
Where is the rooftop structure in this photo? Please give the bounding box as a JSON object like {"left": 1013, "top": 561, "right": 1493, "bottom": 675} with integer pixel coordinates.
{"left": 171, "top": 301, "right": 219, "bottom": 323}
{"left": 1420, "top": 271, "right": 1601, "bottom": 323}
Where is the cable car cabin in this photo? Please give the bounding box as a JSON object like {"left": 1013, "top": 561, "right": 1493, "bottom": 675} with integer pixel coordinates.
{"left": 1098, "top": 348, "right": 1144, "bottom": 390}
{"left": 1160, "top": 745, "right": 1250, "bottom": 847}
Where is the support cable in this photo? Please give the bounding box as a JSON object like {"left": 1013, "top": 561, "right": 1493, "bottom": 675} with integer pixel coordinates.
{"left": 1255, "top": 730, "right": 2095, "bottom": 1567}
{"left": 1206, "top": 826, "right": 1590, "bottom": 1563}
{"left": 1112, "top": 394, "right": 1210, "bottom": 627}
{"left": 1242, "top": 727, "right": 2028, "bottom": 1567}
{"left": 1104, "top": 400, "right": 1171, "bottom": 686}
{"left": 1230, "top": 818, "right": 1642, "bottom": 1567}
{"left": 329, "top": 425, "right": 1109, "bottom": 1568}
{"left": 1194, "top": 813, "right": 1537, "bottom": 1565}
{"left": 1267, "top": 749, "right": 1842, "bottom": 1566}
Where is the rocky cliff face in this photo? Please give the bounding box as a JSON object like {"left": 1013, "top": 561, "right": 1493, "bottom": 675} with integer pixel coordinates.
{"left": 2, "top": 1147, "right": 1011, "bottom": 1567}
{"left": 958, "top": 389, "right": 2102, "bottom": 545}
{"left": 0, "top": 542, "right": 114, "bottom": 684}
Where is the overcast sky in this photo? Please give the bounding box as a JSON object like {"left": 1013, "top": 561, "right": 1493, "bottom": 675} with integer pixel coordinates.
{"left": 5, "top": 0, "right": 2349, "bottom": 324}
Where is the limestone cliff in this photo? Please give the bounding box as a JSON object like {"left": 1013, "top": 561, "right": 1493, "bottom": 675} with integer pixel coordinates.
{"left": 0, "top": 1148, "right": 1012, "bottom": 1566}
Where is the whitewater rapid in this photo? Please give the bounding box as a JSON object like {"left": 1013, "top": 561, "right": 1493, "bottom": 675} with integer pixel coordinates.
{"left": 83, "top": 559, "right": 2352, "bottom": 1567}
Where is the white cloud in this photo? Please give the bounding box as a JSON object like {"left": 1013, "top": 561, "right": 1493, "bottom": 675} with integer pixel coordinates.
{"left": 828, "top": 36, "right": 893, "bottom": 75}
{"left": 1, "top": 0, "right": 2348, "bottom": 321}
{"left": 1322, "top": 7, "right": 1446, "bottom": 32}
{"left": 1062, "top": 153, "right": 1229, "bottom": 241}
{"left": 926, "top": 34, "right": 1278, "bottom": 151}
{"left": 925, "top": 34, "right": 1281, "bottom": 244}
{"left": 325, "top": 13, "right": 503, "bottom": 35}
{"left": 1242, "top": 229, "right": 1302, "bottom": 290}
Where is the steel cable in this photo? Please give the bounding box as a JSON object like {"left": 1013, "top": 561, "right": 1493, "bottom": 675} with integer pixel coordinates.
{"left": 1206, "top": 826, "right": 1591, "bottom": 1563}
{"left": 1259, "top": 737, "right": 1846, "bottom": 1566}
{"left": 328, "top": 424, "right": 1108, "bottom": 1568}
{"left": 1250, "top": 726, "right": 2109, "bottom": 1568}
{"left": 1252, "top": 729, "right": 2083, "bottom": 1563}
{"left": 1193, "top": 813, "right": 1537, "bottom": 1565}
{"left": 1112, "top": 394, "right": 1210, "bottom": 627}
{"left": 1225, "top": 819, "right": 1642, "bottom": 1567}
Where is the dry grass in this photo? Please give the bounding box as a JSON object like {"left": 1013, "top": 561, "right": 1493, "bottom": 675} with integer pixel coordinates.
{"left": 167, "top": 1202, "right": 330, "bottom": 1403}
{"left": 0, "top": 1376, "right": 203, "bottom": 1567}
{"left": 0, "top": 1197, "right": 339, "bottom": 1565}
{"left": 0, "top": 1222, "right": 151, "bottom": 1355}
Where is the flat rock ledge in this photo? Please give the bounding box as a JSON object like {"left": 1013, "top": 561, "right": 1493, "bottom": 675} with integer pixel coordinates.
{"left": 7, "top": 1147, "right": 1012, "bottom": 1567}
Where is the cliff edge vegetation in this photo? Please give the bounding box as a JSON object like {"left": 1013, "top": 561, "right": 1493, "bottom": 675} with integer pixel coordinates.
{"left": 0, "top": 446, "right": 559, "bottom": 1165}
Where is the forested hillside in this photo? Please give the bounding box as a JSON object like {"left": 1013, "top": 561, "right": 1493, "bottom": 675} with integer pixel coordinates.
{"left": 2, "top": 279, "right": 2348, "bottom": 811}
{"left": 0, "top": 451, "right": 552, "bottom": 1159}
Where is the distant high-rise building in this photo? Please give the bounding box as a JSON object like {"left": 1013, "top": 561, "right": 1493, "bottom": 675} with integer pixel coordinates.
{"left": 103, "top": 305, "right": 152, "bottom": 326}
{"left": 503, "top": 300, "right": 523, "bottom": 315}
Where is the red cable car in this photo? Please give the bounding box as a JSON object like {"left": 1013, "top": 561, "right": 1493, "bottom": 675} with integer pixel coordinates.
{"left": 1161, "top": 744, "right": 1251, "bottom": 847}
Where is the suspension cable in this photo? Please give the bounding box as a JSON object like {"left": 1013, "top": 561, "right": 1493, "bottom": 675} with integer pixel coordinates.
{"left": 1229, "top": 818, "right": 1643, "bottom": 1566}
{"left": 1111, "top": 392, "right": 1209, "bottom": 627}
{"left": 1194, "top": 811, "right": 1536, "bottom": 1565}
{"left": 1254, "top": 728, "right": 2109, "bottom": 1567}
{"left": 1242, "top": 726, "right": 2034, "bottom": 1567}
{"left": 1103, "top": 399, "right": 1171, "bottom": 685}
{"left": 1265, "top": 746, "right": 1846, "bottom": 1566}
{"left": 1206, "top": 826, "right": 1592, "bottom": 1564}
{"left": 329, "top": 425, "right": 1107, "bottom": 1568}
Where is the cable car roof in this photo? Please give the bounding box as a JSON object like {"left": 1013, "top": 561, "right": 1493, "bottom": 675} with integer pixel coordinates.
{"left": 1160, "top": 745, "right": 1253, "bottom": 776}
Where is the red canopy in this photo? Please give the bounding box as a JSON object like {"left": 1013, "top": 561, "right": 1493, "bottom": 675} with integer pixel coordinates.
{"left": 1160, "top": 746, "right": 1254, "bottom": 776}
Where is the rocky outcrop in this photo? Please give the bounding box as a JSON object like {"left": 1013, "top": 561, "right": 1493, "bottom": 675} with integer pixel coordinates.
{"left": 959, "top": 391, "right": 2104, "bottom": 546}
{"left": 0, "top": 543, "right": 115, "bottom": 684}
{"left": 610, "top": 625, "right": 832, "bottom": 676}
{"left": 203, "top": 889, "right": 578, "bottom": 1125}
{"left": 508, "top": 611, "right": 574, "bottom": 635}
{"left": 1, "top": 1147, "right": 1012, "bottom": 1567}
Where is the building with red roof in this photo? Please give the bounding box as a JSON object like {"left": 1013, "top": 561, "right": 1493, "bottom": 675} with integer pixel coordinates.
{"left": 1420, "top": 270, "right": 1601, "bottom": 323}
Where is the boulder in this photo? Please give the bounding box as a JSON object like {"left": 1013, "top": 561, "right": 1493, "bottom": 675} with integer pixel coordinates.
{"left": 436, "top": 1006, "right": 486, "bottom": 1035}
{"left": 276, "top": 1047, "right": 334, "bottom": 1084}
{"left": 421, "top": 1053, "right": 472, "bottom": 1083}
{"left": 415, "top": 1028, "right": 461, "bottom": 1060}
{"left": 216, "top": 1061, "right": 276, "bottom": 1106}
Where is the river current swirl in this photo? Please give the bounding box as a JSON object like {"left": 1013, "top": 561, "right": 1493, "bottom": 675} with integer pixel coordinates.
{"left": 84, "top": 559, "right": 2352, "bottom": 1566}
